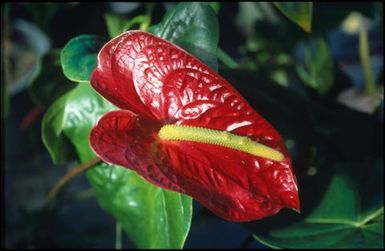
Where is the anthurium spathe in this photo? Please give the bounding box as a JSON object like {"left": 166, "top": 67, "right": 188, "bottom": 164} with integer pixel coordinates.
{"left": 89, "top": 30, "right": 300, "bottom": 222}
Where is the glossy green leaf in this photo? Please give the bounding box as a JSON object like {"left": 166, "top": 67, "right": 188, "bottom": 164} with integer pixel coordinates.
{"left": 296, "top": 37, "right": 334, "bottom": 95}
{"left": 273, "top": 2, "right": 313, "bottom": 32}
{"left": 41, "top": 89, "right": 77, "bottom": 165}
{"left": 41, "top": 91, "right": 78, "bottom": 165}
{"left": 44, "top": 84, "right": 116, "bottom": 162}
{"left": 29, "top": 49, "right": 75, "bottom": 108}
{"left": 87, "top": 162, "right": 192, "bottom": 248}
{"left": 148, "top": 2, "right": 219, "bottom": 71}
{"left": 42, "top": 83, "right": 192, "bottom": 248}
{"left": 61, "top": 35, "right": 107, "bottom": 83}
{"left": 253, "top": 160, "right": 384, "bottom": 249}
{"left": 41, "top": 83, "right": 114, "bottom": 164}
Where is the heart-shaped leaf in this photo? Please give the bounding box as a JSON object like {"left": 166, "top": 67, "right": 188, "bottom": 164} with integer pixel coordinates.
{"left": 61, "top": 35, "right": 107, "bottom": 83}
{"left": 148, "top": 2, "right": 219, "bottom": 71}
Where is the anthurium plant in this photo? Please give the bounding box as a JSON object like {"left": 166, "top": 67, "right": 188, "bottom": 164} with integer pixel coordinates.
{"left": 31, "top": 2, "right": 382, "bottom": 249}
{"left": 89, "top": 30, "right": 300, "bottom": 222}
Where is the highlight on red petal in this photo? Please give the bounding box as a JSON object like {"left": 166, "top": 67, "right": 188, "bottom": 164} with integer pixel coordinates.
{"left": 90, "top": 30, "right": 300, "bottom": 221}
{"left": 90, "top": 31, "right": 156, "bottom": 120}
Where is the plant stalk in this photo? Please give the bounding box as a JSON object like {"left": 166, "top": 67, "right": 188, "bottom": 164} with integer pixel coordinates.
{"left": 115, "top": 222, "right": 123, "bottom": 249}
{"left": 359, "top": 29, "right": 375, "bottom": 94}
{"left": 44, "top": 157, "right": 101, "bottom": 207}
{"left": 217, "top": 48, "right": 238, "bottom": 69}
{"left": 20, "top": 106, "right": 44, "bottom": 131}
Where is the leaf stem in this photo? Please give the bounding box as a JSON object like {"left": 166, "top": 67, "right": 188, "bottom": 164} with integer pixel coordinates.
{"left": 20, "top": 106, "right": 44, "bottom": 131}
{"left": 217, "top": 48, "right": 238, "bottom": 69}
{"left": 359, "top": 207, "right": 384, "bottom": 227}
{"left": 44, "top": 157, "right": 101, "bottom": 206}
{"left": 306, "top": 207, "right": 384, "bottom": 228}
{"left": 115, "top": 221, "right": 123, "bottom": 249}
{"left": 306, "top": 218, "right": 359, "bottom": 226}
{"left": 359, "top": 28, "right": 375, "bottom": 95}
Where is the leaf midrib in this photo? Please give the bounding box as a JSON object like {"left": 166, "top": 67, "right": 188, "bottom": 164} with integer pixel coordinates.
{"left": 306, "top": 206, "right": 384, "bottom": 228}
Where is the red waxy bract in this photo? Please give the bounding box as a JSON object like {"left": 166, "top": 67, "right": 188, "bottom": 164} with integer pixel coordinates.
{"left": 89, "top": 30, "right": 299, "bottom": 222}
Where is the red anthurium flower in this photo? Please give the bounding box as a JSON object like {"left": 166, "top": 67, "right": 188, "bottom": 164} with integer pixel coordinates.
{"left": 89, "top": 30, "right": 300, "bottom": 222}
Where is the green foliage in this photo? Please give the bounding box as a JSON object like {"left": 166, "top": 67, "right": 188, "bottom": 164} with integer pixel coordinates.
{"left": 273, "top": 2, "right": 313, "bottom": 32}
{"left": 40, "top": 89, "right": 77, "bottom": 165}
{"left": 104, "top": 13, "right": 129, "bottom": 39}
{"left": 42, "top": 84, "right": 193, "bottom": 249}
{"left": 87, "top": 162, "right": 192, "bottom": 248}
{"left": 61, "top": 35, "right": 107, "bottom": 83}
{"left": 253, "top": 160, "right": 383, "bottom": 249}
{"left": 149, "top": 2, "right": 219, "bottom": 71}
{"left": 296, "top": 37, "right": 334, "bottom": 95}
{"left": 42, "top": 84, "right": 116, "bottom": 163}
{"left": 41, "top": 84, "right": 114, "bottom": 164}
{"left": 220, "top": 68, "right": 383, "bottom": 249}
